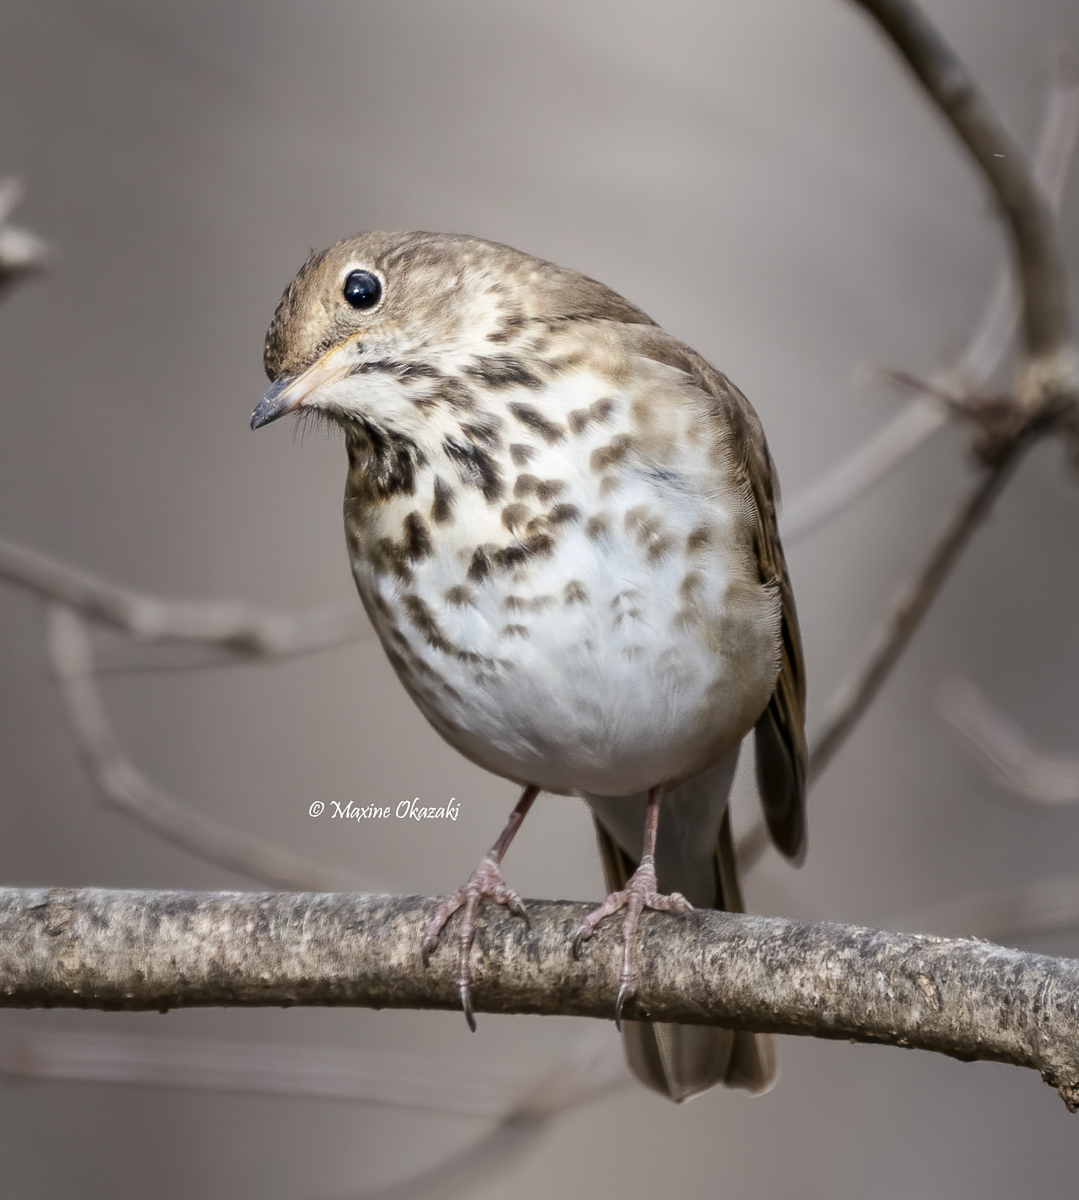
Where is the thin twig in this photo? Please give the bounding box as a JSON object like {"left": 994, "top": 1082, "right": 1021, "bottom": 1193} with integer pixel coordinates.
{"left": 809, "top": 439, "right": 1030, "bottom": 784}
{"left": 937, "top": 678, "right": 1079, "bottom": 804}
{"left": 0, "top": 1032, "right": 532, "bottom": 1117}
{"left": 45, "top": 604, "right": 369, "bottom": 892}
{"left": 0, "top": 537, "right": 367, "bottom": 657}
{"left": 849, "top": 0, "right": 1073, "bottom": 368}
{"left": 782, "top": 50, "right": 1079, "bottom": 544}
{"left": 2, "top": 887, "right": 1078, "bottom": 1110}
{"left": 349, "top": 1037, "right": 629, "bottom": 1200}
{"left": 782, "top": 399, "right": 950, "bottom": 543}
{"left": 0, "top": 177, "right": 47, "bottom": 293}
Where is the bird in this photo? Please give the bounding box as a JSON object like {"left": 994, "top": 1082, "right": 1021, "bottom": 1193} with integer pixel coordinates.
{"left": 252, "top": 231, "right": 807, "bottom": 1102}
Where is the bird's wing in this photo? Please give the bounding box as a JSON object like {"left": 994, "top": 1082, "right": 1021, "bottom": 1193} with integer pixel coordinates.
{"left": 631, "top": 326, "right": 808, "bottom": 862}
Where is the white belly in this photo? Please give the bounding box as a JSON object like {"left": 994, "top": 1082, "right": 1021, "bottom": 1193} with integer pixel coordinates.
{"left": 353, "top": 464, "right": 781, "bottom": 797}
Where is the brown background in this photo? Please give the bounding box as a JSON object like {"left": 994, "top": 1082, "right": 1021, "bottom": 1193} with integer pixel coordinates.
{"left": 2, "top": 1, "right": 1078, "bottom": 1197}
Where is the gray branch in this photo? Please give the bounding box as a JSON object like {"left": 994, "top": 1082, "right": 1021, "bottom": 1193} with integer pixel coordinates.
{"left": 2, "top": 887, "right": 1078, "bottom": 1110}
{"left": 848, "top": 0, "right": 1074, "bottom": 374}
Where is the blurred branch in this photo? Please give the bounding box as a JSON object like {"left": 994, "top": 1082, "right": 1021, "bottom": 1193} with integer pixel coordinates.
{"left": 349, "top": 1038, "right": 628, "bottom": 1200}
{"left": 0, "top": 1031, "right": 534, "bottom": 1117}
{"left": 937, "top": 678, "right": 1079, "bottom": 804}
{"left": 782, "top": 398, "right": 949, "bottom": 544}
{"left": 0, "top": 1028, "right": 628, "bottom": 1200}
{"left": 45, "top": 604, "right": 368, "bottom": 892}
{"left": 0, "top": 536, "right": 367, "bottom": 658}
{"left": 849, "top": 0, "right": 1075, "bottom": 376}
{"left": 2, "top": 887, "right": 1079, "bottom": 1110}
{"left": 808, "top": 436, "right": 1029, "bottom": 783}
{"left": 0, "top": 177, "right": 47, "bottom": 294}
{"left": 782, "top": 50, "right": 1079, "bottom": 544}
{"left": 805, "top": 6, "right": 1079, "bottom": 786}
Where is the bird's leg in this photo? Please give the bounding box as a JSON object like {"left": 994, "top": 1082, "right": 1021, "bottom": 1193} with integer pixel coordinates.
{"left": 572, "top": 784, "right": 694, "bottom": 1027}
{"left": 421, "top": 784, "right": 538, "bottom": 1030}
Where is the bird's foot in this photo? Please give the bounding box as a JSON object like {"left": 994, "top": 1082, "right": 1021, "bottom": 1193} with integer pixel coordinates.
{"left": 571, "top": 857, "right": 694, "bottom": 1029}
{"left": 421, "top": 853, "right": 530, "bottom": 1031}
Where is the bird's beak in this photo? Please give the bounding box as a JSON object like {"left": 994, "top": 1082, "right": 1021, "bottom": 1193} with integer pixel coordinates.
{"left": 250, "top": 345, "right": 354, "bottom": 430}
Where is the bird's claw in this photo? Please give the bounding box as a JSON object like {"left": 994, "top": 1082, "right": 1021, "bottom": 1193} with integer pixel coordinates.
{"left": 421, "top": 855, "right": 530, "bottom": 1030}
{"left": 572, "top": 860, "right": 694, "bottom": 1024}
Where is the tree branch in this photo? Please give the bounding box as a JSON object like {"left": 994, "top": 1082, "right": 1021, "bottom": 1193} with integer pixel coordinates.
{"left": 45, "top": 604, "right": 368, "bottom": 892}
{"left": 0, "top": 537, "right": 366, "bottom": 658}
{"left": 848, "top": 0, "right": 1074, "bottom": 375}
{"left": 809, "top": 436, "right": 1029, "bottom": 783}
{"left": 937, "top": 678, "right": 1079, "bottom": 804}
{"left": 2, "top": 887, "right": 1078, "bottom": 1109}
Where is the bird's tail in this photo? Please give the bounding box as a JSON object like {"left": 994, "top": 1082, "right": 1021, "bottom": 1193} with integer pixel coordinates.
{"left": 590, "top": 772, "right": 776, "bottom": 1102}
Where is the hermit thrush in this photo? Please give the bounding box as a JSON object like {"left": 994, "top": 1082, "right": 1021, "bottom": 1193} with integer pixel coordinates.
{"left": 252, "top": 232, "right": 807, "bottom": 1101}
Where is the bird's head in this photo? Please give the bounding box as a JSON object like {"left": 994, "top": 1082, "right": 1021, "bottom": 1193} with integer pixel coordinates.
{"left": 251, "top": 231, "right": 653, "bottom": 437}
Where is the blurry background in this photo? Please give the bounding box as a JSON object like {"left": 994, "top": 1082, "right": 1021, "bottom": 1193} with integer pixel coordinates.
{"left": 1, "top": 0, "right": 1078, "bottom": 1196}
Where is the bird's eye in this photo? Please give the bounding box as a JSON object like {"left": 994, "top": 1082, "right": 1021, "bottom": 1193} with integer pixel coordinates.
{"left": 342, "top": 269, "right": 382, "bottom": 310}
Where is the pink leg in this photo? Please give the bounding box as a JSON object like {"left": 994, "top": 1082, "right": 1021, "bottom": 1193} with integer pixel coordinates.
{"left": 572, "top": 784, "right": 694, "bottom": 1026}
{"left": 421, "top": 785, "right": 538, "bottom": 1030}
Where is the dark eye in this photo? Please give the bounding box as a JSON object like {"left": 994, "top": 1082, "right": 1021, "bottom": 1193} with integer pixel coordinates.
{"left": 342, "top": 269, "right": 382, "bottom": 309}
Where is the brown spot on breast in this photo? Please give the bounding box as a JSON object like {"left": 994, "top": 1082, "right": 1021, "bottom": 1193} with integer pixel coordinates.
{"left": 680, "top": 572, "right": 704, "bottom": 600}
{"left": 461, "top": 418, "right": 503, "bottom": 448}
{"left": 624, "top": 505, "right": 662, "bottom": 543}
{"left": 510, "top": 443, "right": 535, "bottom": 466}
{"left": 501, "top": 624, "right": 530, "bottom": 639}
{"left": 431, "top": 476, "right": 455, "bottom": 524}
{"left": 508, "top": 402, "right": 564, "bottom": 444}
{"left": 687, "top": 526, "right": 713, "bottom": 554}
{"left": 590, "top": 434, "right": 633, "bottom": 473}
{"left": 549, "top": 503, "right": 581, "bottom": 525}
{"left": 434, "top": 378, "right": 476, "bottom": 411}
{"left": 504, "top": 594, "right": 555, "bottom": 613}
{"left": 513, "top": 474, "right": 565, "bottom": 502}
{"left": 466, "top": 355, "right": 542, "bottom": 390}
{"left": 486, "top": 313, "right": 530, "bottom": 344}
{"left": 568, "top": 397, "right": 617, "bottom": 435}
{"left": 443, "top": 438, "right": 503, "bottom": 502}
{"left": 501, "top": 503, "right": 532, "bottom": 532}
{"left": 444, "top": 585, "right": 475, "bottom": 607}
{"left": 585, "top": 514, "right": 610, "bottom": 540}
{"left": 369, "top": 538, "right": 413, "bottom": 584}
{"left": 536, "top": 479, "right": 565, "bottom": 503}
{"left": 400, "top": 594, "right": 456, "bottom": 655}
{"left": 402, "top": 511, "right": 432, "bottom": 560}
{"left": 646, "top": 536, "right": 674, "bottom": 563}
{"left": 564, "top": 581, "right": 589, "bottom": 605}
{"left": 468, "top": 533, "right": 556, "bottom": 582}
{"left": 567, "top": 408, "right": 590, "bottom": 435}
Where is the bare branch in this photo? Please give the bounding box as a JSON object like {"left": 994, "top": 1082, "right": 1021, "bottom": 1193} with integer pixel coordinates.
{"left": 45, "top": 605, "right": 368, "bottom": 892}
{"left": 0, "top": 1031, "right": 533, "bottom": 1117}
{"left": 348, "top": 1039, "right": 628, "bottom": 1200}
{"left": 937, "top": 678, "right": 1079, "bottom": 804}
{"left": 0, "top": 1027, "right": 628, "bottom": 1200}
{"left": 782, "top": 399, "right": 949, "bottom": 543}
{"left": 782, "top": 50, "right": 1079, "bottom": 544}
{"left": 2, "top": 887, "right": 1078, "bottom": 1109}
{"left": 809, "top": 441, "right": 1029, "bottom": 784}
{"left": 0, "top": 177, "right": 47, "bottom": 292}
{"left": 0, "top": 537, "right": 367, "bottom": 658}
{"left": 848, "top": 0, "right": 1074, "bottom": 373}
